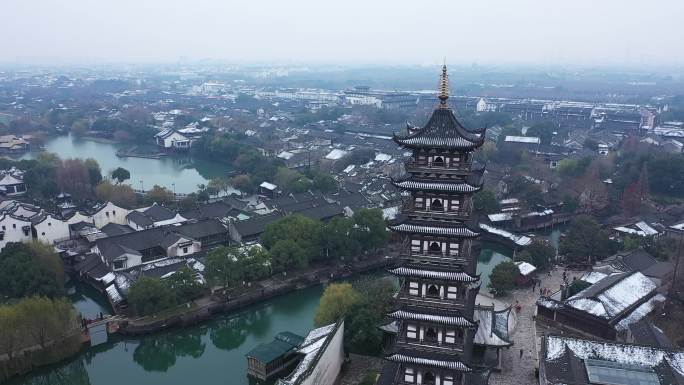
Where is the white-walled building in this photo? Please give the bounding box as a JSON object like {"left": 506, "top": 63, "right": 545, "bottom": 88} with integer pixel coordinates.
{"left": 155, "top": 129, "right": 193, "bottom": 150}
{"left": 33, "top": 213, "right": 70, "bottom": 244}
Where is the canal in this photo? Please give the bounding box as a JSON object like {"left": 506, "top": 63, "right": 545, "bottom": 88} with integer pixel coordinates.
{"left": 9, "top": 244, "right": 513, "bottom": 385}
{"left": 21, "top": 135, "right": 230, "bottom": 194}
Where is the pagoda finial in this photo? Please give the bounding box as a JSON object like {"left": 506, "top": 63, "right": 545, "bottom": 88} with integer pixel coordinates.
{"left": 438, "top": 61, "right": 449, "bottom": 107}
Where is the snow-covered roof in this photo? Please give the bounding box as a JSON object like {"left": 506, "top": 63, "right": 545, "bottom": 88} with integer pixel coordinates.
{"left": 615, "top": 294, "right": 666, "bottom": 331}
{"left": 390, "top": 223, "right": 479, "bottom": 237}
{"left": 479, "top": 223, "right": 532, "bottom": 246}
{"left": 389, "top": 267, "right": 479, "bottom": 282}
{"left": 515, "top": 261, "right": 537, "bottom": 276}
{"left": 277, "top": 322, "right": 339, "bottom": 385}
{"left": 324, "top": 149, "right": 348, "bottom": 160}
{"left": 488, "top": 212, "right": 513, "bottom": 222}
{"left": 499, "top": 198, "right": 519, "bottom": 205}
{"left": 545, "top": 335, "right": 684, "bottom": 376}
{"left": 386, "top": 354, "right": 471, "bottom": 372}
{"left": 566, "top": 272, "right": 657, "bottom": 319}
{"left": 505, "top": 135, "right": 540, "bottom": 144}
{"left": 579, "top": 271, "right": 608, "bottom": 284}
{"left": 277, "top": 151, "right": 295, "bottom": 160}
{"left": 671, "top": 222, "right": 684, "bottom": 231}
{"left": 259, "top": 182, "right": 277, "bottom": 191}
{"left": 374, "top": 153, "right": 392, "bottom": 162}
{"left": 342, "top": 164, "right": 355, "bottom": 174}
{"left": 388, "top": 309, "right": 476, "bottom": 327}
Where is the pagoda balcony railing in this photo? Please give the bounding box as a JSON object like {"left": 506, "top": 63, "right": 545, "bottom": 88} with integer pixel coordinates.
{"left": 395, "top": 337, "right": 466, "bottom": 354}
{"left": 403, "top": 205, "right": 472, "bottom": 221}
{"left": 399, "top": 250, "right": 469, "bottom": 264}
{"left": 395, "top": 292, "right": 468, "bottom": 309}
{"left": 404, "top": 160, "right": 473, "bottom": 174}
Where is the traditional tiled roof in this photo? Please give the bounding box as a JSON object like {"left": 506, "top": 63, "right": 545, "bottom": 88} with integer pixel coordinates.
{"left": 389, "top": 266, "right": 479, "bottom": 282}
{"left": 388, "top": 308, "right": 477, "bottom": 328}
{"left": 385, "top": 353, "right": 471, "bottom": 372}
{"left": 389, "top": 220, "right": 480, "bottom": 238}
{"left": 393, "top": 108, "right": 485, "bottom": 150}
{"left": 391, "top": 177, "right": 482, "bottom": 193}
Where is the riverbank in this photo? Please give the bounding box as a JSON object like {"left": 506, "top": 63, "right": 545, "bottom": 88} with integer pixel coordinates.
{"left": 118, "top": 255, "right": 393, "bottom": 335}
{"left": 6, "top": 256, "right": 393, "bottom": 385}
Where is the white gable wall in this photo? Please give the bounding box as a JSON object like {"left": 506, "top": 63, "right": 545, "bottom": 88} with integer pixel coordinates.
{"left": 92, "top": 202, "right": 130, "bottom": 228}
{"left": 0, "top": 215, "right": 33, "bottom": 251}
{"left": 34, "top": 214, "right": 70, "bottom": 244}
{"left": 167, "top": 238, "right": 201, "bottom": 257}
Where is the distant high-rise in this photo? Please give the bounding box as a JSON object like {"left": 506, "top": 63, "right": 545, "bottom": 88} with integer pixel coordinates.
{"left": 378, "top": 65, "right": 490, "bottom": 385}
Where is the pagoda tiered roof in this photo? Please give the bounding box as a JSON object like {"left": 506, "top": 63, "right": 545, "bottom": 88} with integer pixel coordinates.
{"left": 393, "top": 108, "right": 485, "bottom": 150}
{"left": 391, "top": 176, "right": 482, "bottom": 194}
{"left": 385, "top": 351, "right": 472, "bottom": 372}
{"left": 389, "top": 266, "right": 480, "bottom": 283}
{"left": 388, "top": 307, "right": 477, "bottom": 328}
{"left": 388, "top": 218, "right": 480, "bottom": 238}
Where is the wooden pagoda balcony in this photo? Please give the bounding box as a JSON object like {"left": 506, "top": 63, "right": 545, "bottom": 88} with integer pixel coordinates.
{"left": 404, "top": 160, "right": 473, "bottom": 175}
{"left": 395, "top": 291, "right": 469, "bottom": 310}
{"left": 403, "top": 203, "right": 472, "bottom": 221}
{"left": 398, "top": 250, "right": 469, "bottom": 265}
{"left": 395, "top": 336, "right": 466, "bottom": 355}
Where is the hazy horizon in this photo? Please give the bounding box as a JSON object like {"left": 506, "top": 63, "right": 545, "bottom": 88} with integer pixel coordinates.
{"left": 1, "top": 0, "right": 683, "bottom": 67}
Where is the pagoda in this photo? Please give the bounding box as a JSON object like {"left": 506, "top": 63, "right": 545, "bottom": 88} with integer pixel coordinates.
{"left": 379, "top": 65, "right": 490, "bottom": 385}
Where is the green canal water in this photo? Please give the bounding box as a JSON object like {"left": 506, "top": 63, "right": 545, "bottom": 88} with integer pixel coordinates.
{"left": 9, "top": 245, "right": 514, "bottom": 385}
{"left": 20, "top": 135, "right": 230, "bottom": 194}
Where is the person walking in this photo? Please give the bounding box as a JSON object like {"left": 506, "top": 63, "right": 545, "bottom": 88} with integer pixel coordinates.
{"left": 520, "top": 348, "right": 524, "bottom": 358}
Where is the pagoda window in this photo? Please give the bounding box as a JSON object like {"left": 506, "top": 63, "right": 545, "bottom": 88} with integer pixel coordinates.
{"left": 425, "top": 327, "right": 438, "bottom": 343}
{"left": 443, "top": 376, "right": 454, "bottom": 385}
{"left": 409, "top": 281, "right": 420, "bottom": 296}
{"left": 430, "top": 198, "right": 444, "bottom": 212}
{"left": 444, "top": 329, "right": 456, "bottom": 344}
{"left": 426, "top": 284, "right": 440, "bottom": 298}
{"left": 404, "top": 367, "right": 415, "bottom": 383}
{"left": 428, "top": 241, "right": 442, "bottom": 254}
{"left": 448, "top": 200, "right": 460, "bottom": 212}
{"left": 411, "top": 239, "right": 422, "bottom": 253}
{"left": 406, "top": 324, "right": 418, "bottom": 339}
{"left": 432, "top": 156, "right": 445, "bottom": 167}
{"left": 448, "top": 242, "right": 459, "bottom": 255}
{"left": 446, "top": 286, "right": 459, "bottom": 299}
{"left": 414, "top": 197, "right": 425, "bottom": 209}
{"left": 423, "top": 371, "right": 437, "bottom": 385}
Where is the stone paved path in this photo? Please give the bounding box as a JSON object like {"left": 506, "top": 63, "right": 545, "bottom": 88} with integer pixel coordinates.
{"left": 489, "top": 266, "right": 583, "bottom": 385}
{"left": 339, "top": 353, "right": 384, "bottom": 385}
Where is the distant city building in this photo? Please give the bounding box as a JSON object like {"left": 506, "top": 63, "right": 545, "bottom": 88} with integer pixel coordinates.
{"left": 344, "top": 86, "right": 417, "bottom": 109}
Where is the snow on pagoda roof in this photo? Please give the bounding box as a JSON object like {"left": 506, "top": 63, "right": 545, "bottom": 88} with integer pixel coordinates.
{"left": 389, "top": 222, "right": 480, "bottom": 237}
{"left": 388, "top": 309, "right": 476, "bottom": 328}
{"left": 386, "top": 353, "right": 472, "bottom": 372}
{"left": 392, "top": 179, "right": 481, "bottom": 193}
{"left": 389, "top": 266, "right": 479, "bottom": 282}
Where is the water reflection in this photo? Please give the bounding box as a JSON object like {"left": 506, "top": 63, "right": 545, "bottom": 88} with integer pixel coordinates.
{"left": 22, "top": 135, "right": 230, "bottom": 193}
{"left": 9, "top": 359, "right": 91, "bottom": 385}
{"left": 132, "top": 328, "right": 207, "bottom": 372}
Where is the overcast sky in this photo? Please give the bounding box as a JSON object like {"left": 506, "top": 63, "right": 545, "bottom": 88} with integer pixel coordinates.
{"left": 1, "top": 0, "right": 682, "bottom": 66}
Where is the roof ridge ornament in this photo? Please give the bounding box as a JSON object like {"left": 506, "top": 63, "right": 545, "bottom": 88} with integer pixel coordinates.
{"left": 438, "top": 63, "right": 449, "bottom": 108}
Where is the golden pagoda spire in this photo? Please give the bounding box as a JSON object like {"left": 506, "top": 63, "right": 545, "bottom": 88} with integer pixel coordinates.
{"left": 438, "top": 61, "right": 449, "bottom": 108}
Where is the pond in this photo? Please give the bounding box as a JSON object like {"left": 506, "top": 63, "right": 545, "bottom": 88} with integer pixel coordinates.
{"left": 20, "top": 135, "right": 231, "bottom": 194}
{"left": 10, "top": 245, "right": 513, "bottom": 385}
